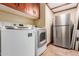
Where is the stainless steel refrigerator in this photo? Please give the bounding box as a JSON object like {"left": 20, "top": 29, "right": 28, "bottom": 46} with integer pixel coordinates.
{"left": 53, "top": 13, "right": 72, "bottom": 49}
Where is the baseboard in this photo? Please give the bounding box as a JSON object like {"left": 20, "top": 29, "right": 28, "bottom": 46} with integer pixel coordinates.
{"left": 47, "top": 42, "right": 51, "bottom": 47}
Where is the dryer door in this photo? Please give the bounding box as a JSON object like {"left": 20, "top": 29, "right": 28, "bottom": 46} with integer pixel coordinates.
{"left": 38, "top": 29, "right": 47, "bottom": 48}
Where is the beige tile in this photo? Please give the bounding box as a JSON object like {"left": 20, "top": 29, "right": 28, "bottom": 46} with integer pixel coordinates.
{"left": 42, "top": 45, "right": 79, "bottom": 56}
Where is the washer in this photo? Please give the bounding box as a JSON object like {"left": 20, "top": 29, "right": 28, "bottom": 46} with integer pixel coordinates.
{"left": 0, "top": 26, "right": 36, "bottom": 56}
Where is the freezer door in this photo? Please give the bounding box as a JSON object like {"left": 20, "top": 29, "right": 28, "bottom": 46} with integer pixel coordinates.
{"left": 55, "top": 13, "right": 70, "bottom": 25}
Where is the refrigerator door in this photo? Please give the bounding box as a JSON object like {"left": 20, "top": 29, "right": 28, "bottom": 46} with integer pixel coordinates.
{"left": 55, "top": 26, "right": 62, "bottom": 47}
{"left": 62, "top": 26, "right": 70, "bottom": 48}
{"left": 54, "top": 26, "right": 70, "bottom": 48}
{"left": 55, "top": 13, "right": 70, "bottom": 26}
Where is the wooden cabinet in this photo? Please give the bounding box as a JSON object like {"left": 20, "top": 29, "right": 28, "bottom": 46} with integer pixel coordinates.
{"left": 25, "top": 4, "right": 35, "bottom": 17}
{"left": 33, "top": 4, "right": 40, "bottom": 18}
{"left": 1, "top": 3, "right": 40, "bottom": 19}
{"left": 17, "top": 3, "right": 26, "bottom": 12}
{"left": 2, "top": 3, "right": 17, "bottom": 9}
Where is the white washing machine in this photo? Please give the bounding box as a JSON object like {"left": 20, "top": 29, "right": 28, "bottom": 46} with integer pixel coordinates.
{"left": 0, "top": 26, "right": 36, "bottom": 56}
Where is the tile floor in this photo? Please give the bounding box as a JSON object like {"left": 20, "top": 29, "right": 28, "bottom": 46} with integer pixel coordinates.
{"left": 42, "top": 44, "right": 79, "bottom": 56}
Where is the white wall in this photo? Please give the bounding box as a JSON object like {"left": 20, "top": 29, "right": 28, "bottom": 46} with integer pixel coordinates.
{"left": 45, "top": 5, "right": 54, "bottom": 44}
{"left": 0, "top": 9, "right": 34, "bottom": 25}
{"left": 34, "top": 4, "right": 45, "bottom": 28}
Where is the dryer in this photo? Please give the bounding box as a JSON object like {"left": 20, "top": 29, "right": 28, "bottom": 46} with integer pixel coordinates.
{"left": 35, "top": 28, "right": 47, "bottom": 56}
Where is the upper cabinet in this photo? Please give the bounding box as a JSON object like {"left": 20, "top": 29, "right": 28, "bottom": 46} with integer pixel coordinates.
{"left": 2, "top": 3, "right": 17, "bottom": 9}
{"left": 2, "top": 3, "right": 40, "bottom": 19}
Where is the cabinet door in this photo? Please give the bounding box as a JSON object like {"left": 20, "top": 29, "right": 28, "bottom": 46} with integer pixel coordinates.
{"left": 24, "top": 3, "right": 40, "bottom": 18}
{"left": 24, "top": 3, "right": 34, "bottom": 16}
{"left": 33, "top": 3, "right": 40, "bottom": 18}
{"left": 2, "top": 3, "right": 17, "bottom": 9}
{"left": 17, "top": 3, "right": 26, "bottom": 12}
{"left": 1, "top": 3, "right": 40, "bottom": 19}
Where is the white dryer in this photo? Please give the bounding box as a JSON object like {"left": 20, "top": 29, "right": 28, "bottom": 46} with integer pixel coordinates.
{"left": 35, "top": 28, "right": 47, "bottom": 56}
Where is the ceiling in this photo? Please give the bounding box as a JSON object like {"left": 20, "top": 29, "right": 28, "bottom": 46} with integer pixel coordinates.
{"left": 47, "top": 3, "right": 78, "bottom": 13}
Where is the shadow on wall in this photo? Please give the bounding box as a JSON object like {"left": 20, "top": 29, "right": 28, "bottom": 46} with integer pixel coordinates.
{"left": 50, "top": 24, "right": 53, "bottom": 44}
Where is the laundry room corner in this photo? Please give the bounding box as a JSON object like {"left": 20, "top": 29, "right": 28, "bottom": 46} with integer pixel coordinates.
{"left": 45, "top": 4, "right": 54, "bottom": 44}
